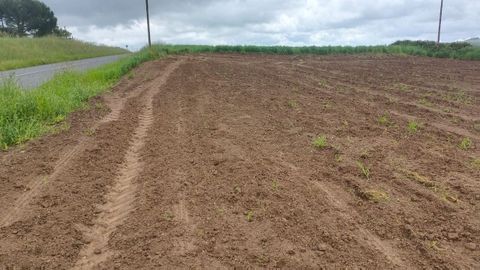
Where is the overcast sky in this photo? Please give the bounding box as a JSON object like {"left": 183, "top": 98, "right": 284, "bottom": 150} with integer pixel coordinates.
{"left": 42, "top": 0, "right": 479, "bottom": 51}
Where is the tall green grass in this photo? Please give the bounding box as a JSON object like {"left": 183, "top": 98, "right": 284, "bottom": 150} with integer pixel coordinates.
{"left": 149, "top": 43, "right": 480, "bottom": 60}
{"left": 0, "top": 36, "right": 128, "bottom": 71}
{"left": 0, "top": 49, "right": 160, "bottom": 149}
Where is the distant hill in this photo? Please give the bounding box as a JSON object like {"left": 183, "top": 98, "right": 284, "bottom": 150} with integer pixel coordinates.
{"left": 465, "top": 37, "right": 480, "bottom": 47}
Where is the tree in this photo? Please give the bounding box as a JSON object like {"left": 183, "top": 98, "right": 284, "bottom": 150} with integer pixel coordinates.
{"left": 53, "top": 26, "right": 72, "bottom": 39}
{"left": 0, "top": 0, "right": 59, "bottom": 37}
{"left": 0, "top": 0, "right": 8, "bottom": 32}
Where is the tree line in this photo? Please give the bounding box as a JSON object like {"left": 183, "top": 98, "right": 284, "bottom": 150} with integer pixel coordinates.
{"left": 0, "top": 0, "right": 71, "bottom": 38}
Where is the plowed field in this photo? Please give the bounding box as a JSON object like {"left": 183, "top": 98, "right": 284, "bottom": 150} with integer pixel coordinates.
{"left": 1, "top": 54, "right": 479, "bottom": 269}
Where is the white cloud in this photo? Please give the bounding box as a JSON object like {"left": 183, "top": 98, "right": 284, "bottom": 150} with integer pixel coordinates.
{"left": 43, "top": 0, "right": 479, "bottom": 50}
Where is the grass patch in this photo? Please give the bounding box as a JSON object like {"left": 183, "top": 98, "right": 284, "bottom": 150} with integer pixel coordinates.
{"left": 404, "top": 170, "right": 436, "bottom": 188}
{"left": 443, "top": 90, "right": 474, "bottom": 105}
{"left": 359, "top": 189, "right": 389, "bottom": 203}
{"left": 0, "top": 49, "right": 160, "bottom": 149}
{"left": 407, "top": 120, "right": 421, "bottom": 133}
{"left": 357, "top": 161, "right": 371, "bottom": 180}
{"left": 318, "top": 79, "right": 328, "bottom": 88}
{"left": 0, "top": 36, "right": 128, "bottom": 71}
{"left": 471, "top": 158, "right": 480, "bottom": 170}
{"left": 287, "top": 100, "right": 298, "bottom": 108}
{"left": 163, "top": 212, "right": 175, "bottom": 221}
{"left": 394, "top": 83, "right": 410, "bottom": 92}
{"left": 378, "top": 113, "right": 392, "bottom": 126}
{"left": 313, "top": 135, "right": 328, "bottom": 149}
{"left": 418, "top": 98, "right": 434, "bottom": 107}
{"left": 246, "top": 210, "right": 254, "bottom": 222}
{"left": 83, "top": 128, "right": 96, "bottom": 137}
{"left": 459, "top": 138, "right": 473, "bottom": 150}
{"left": 403, "top": 170, "right": 458, "bottom": 203}
{"left": 272, "top": 180, "right": 279, "bottom": 191}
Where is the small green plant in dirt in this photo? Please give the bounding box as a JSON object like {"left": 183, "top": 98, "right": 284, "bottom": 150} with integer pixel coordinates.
{"left": 246, "top": 210, "right": 254, "bottom": 222}
{"left": 428, "top": 240, "right": 446, "bottom": 251}
{"left": 52, "top": 122, "right": 70, "bottom": 135}
{"left": 313, "top": 135, "right": 328, "bottom": 149}
{"left": 472, "top": 121, "right": 480, "bottom": 132}
{"left": 272, "top": 180, "right": 279, "bottom": 191}
{"left": 378, "top": 114, "right": 391, "bottom": 126}
{"left": 83, "top": 128, "right": 96, "bottom": 136}
{"left": 359, "top": 189, "right": 389, "bottom": 203}
{"left": 318, "top": 79, "right": 328, "bottom": 88}
{"left": 323, "top": 101, "right": 332, "bottom": 110}
{"left": 407, "top": 171, "right": 433, "bottom": 187}
{"left": 356, "top": 161, "right": 370, "bottom": 180}
{"left": 471, "top": 158, "right": 480, "bottom": 170}
{"left": 418, "top": 98, "right": 433, "bottom": 107}
{"left": 458, "top": 138, "right": 473, "bottom": 150}
{"left": 163, "top": 212, "right": 174, "bottom": 221}
{"left": 94, "top": 102, "right": 104, "bottom": 109}
{"left": 394, "top": 83, "right": 409, "bottom": 92}
{"left": 287, "top": 100, "right": 298, "bottom": 108}
{"left": 444, "top": 90, "right": 473, "bottom": 105}
{"left": 233, "top": 186, "right": 242, "bottom": 194}
{"left": 407, "top": 120, "right": 421, "bottom": 133}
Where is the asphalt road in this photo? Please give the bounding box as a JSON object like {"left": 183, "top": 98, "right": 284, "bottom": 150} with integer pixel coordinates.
{"left": 0, "top": 54, "right": 128, "bottom": 89}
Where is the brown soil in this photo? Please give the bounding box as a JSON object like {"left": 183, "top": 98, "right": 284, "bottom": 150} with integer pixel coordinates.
{"left": 1, "top": 54, "right": 479, "bottom": 269}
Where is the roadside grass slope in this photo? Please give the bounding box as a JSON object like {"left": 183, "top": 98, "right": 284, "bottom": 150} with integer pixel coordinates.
{"left": 0, "top": 49, "right": 160, "bottom": 149}
{"left": 0, "top": 36, "right": 128, "bottom": 71}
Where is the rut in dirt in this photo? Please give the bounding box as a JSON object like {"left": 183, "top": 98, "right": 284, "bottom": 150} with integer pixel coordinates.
{"left": 73, "top": 61, "right": 181, "bottom": 269}
{"left": 0, "top": 71, "right": 146, "bottom": 229}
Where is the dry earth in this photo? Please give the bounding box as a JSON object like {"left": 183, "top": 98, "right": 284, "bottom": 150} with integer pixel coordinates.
{"left": 0, "top": 54, "right": 479, "bottom": 269}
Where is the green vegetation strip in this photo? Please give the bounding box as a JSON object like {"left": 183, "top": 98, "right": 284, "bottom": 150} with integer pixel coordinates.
{"left": 150, "top": 40, "right": 480, "bottom": 60}
{"left": 0, "top": 37, "right": 128, "bottom": 71}
{"left": 0, "top": 49, "right": 160, "bottom": 149}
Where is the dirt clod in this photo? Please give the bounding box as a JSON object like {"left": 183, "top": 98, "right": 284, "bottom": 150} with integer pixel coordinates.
{"left": 465, "top": 243, "right": 477, "bottom": 251}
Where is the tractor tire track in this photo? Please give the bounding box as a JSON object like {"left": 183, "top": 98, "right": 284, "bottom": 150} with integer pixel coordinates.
{"left": 73, "top": 61, "right": 181, "bottom": 269}
{"left": 0, "top": 76, "right": 149, "bottom": 229}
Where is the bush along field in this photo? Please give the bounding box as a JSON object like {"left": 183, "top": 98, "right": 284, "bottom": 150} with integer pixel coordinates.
{"left": 0, "top": 49, "right": 161, "bottom": 149}
{"left": 1, "top": 40, "right": 479, "bottom": 149}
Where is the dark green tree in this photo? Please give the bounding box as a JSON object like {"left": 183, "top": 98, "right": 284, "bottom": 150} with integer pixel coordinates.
{"left": 0, "top": 0, "right": 60, "bottom": 37}
{"left": 53, "top": 26, "right": 72, "bottom": 39}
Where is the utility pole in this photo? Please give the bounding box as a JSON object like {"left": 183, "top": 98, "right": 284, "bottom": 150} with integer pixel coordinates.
{"left": 145, "top": 0, "right": 152, "bottom": 47}
{"left": 437, "top": 0, "right": 444, "bottom": 46}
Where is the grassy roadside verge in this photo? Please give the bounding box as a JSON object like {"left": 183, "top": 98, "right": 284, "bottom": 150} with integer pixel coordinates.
{"left": 0, "top": 49, "right": 161, "bottom": 149}
{"left": 0, "top": 37, "right": 129, "bottom": 71}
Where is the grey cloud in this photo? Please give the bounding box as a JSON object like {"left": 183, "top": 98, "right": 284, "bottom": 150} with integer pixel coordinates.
{"left": 41, "top": 0, "right": 479, "bottom": 50}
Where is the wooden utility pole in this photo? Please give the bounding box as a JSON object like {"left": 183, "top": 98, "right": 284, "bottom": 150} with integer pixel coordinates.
{"left": 437, "top": 0, "right": 444, "bottom": 46}
{"left": 145, "top": 0, "right": 152, "bottom": 47}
